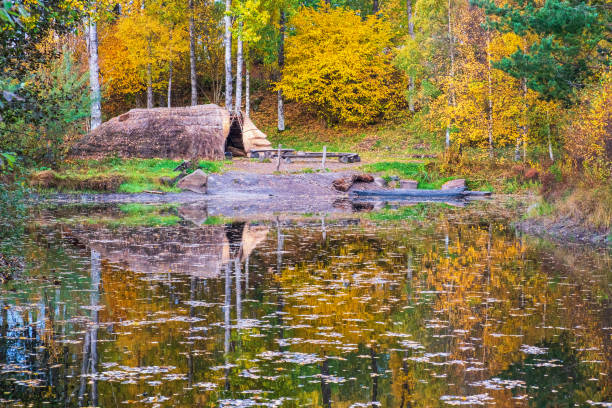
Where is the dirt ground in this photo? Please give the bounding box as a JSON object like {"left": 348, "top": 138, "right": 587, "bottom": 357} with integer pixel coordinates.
{"left": 225, "top": 157, "right": 365, "bottom": 174}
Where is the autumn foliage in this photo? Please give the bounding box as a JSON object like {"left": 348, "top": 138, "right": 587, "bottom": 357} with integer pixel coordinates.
{"left": 279, "top": 5, "right": 405, "bottom": 125}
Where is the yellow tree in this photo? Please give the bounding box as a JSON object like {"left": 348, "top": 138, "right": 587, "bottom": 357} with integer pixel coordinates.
{"left": 99, "top": 0, "right": 187, "bottom": 110}
{"left": 278, "top": 4, "right": 405, "bottom": 126}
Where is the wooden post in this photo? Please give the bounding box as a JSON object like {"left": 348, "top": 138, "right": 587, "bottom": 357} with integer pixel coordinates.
{"left": 321, "top": 146, "right": 327, "bottom": 170}
{"left": 276, "top": 144, "right": 282, "bottom": 171}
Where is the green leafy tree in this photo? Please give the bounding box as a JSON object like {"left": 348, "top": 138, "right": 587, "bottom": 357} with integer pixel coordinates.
{"left": 472, "top": 0, "right": 610, "bottom": 102}
{"left": 1, "top": 47, "right": 90, "bottom": 164}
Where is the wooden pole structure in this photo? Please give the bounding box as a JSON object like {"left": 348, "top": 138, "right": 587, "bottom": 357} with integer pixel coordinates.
{"left": 276, "top": 144, "right": 282, "bottom": 171}
{"left": 321, "top": 146, "right": 327, "bottom": 170}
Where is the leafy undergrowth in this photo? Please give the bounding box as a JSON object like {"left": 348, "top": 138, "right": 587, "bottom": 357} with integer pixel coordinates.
{"left": 252, "top": 93, "right": 443, "bottom": 160}
{"left": 362, "top": 161, "right": 457, "bottom": 189}
{"left": 28, "top": 158, "right": 228, "bottom": 193}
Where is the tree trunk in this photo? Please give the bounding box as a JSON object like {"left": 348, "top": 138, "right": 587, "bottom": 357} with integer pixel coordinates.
{"left": 224, "top": 0, "right": 233, "bottom": 112}
{"left": 446, "top": 0, "right": 455, "bottom": 150}
{"left": 445, "top": 127, "right": 450, "bottom": 149}
{"left": 277, "top": 10, "right": 286, "bottom": 131}
{"left": 245, "top": 63, "right": 250, "bottom": 117}
{"left": 167, "top": 60, "right": 173, "bottom": 108}
{"left": 189, "top": 0, "right": 197, "bottom": 106}
{"left": 88, "top": 16, "right": 102, "bottom": 130}
{"left": 521, "top": 77, "right": 528, "bottom": 161}
{"left": 407, "top": 0, "right": 415, "bottom": 113}
{"left": 547, "top": 109, "right": 554, "bottom": 161}
{"left": 147, "top": 62, "right": 153, "bottom": 109}
{"left": 235, "top": 25, "right": 243, "bottom": 115}
{"left": 486, "top": 27, "right": 493, "bottom": 157}
{"left": 373, "top": 0, "right": 379, "bottom": 13}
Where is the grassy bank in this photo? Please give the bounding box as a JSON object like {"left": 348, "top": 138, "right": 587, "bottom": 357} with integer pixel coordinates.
{"left": 29, "top": 158, "right": 227, "bottom": 193}
{"left": 520, "top": 183, "right": 612, "bottom": 245}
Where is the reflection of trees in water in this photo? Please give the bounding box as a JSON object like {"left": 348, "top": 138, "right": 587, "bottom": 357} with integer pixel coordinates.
{"left": 1, "top": 217, "right": 610, "bottom": 407}
{"left": 79, "top": 249, "right": 100, "bottom": 406}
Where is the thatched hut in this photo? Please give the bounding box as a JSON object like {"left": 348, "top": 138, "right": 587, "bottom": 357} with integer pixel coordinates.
{"left": 72, "top": 104, "right": 271, "bottom": 160}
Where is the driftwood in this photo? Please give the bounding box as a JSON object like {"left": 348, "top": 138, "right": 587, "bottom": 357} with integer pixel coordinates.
{"left": 352, "top": 187, "right": 491, "bottom": 198}
{"left": 332, "top": 174, "right": 375, "bottom": 192}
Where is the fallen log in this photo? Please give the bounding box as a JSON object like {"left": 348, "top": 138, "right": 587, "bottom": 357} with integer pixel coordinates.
{"left": 352, "top": 187, "right": 471, "bottom": 198}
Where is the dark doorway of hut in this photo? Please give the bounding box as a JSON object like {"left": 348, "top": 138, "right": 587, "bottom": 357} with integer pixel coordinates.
{"left": 225, "top": 114, "right": 246, "bottom": 159}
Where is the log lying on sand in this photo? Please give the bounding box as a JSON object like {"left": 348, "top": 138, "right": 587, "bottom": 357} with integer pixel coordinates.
{"left": 332, "top": 174, "right": 375, "bottom": 192}
{"left": 352, "top": 187, "right": 491, "bottom": 198}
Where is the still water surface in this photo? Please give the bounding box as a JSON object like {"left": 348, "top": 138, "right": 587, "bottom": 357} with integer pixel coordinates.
{"left": 1, "top": 203, "right": 610, "bottom": 407}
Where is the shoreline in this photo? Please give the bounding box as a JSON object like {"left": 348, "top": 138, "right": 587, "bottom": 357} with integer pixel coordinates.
{"left": 515, "top": 216, "right": 610, "bottom": 247}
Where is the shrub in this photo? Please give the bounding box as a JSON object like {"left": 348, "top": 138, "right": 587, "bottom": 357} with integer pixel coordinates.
{"left": 278, "top": 5, "right": 405, "bottom": 125}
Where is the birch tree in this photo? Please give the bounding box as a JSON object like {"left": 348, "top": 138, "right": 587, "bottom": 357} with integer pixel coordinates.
{"left": 277, "top": 9, "right": 285, "bottom": 131}
{"left": 235, "top": 23, "right": 243, "bottom": 114}
{"left": 189, "top": 0, "right": 197, "bottom": 105}
{"left": 407, "top": 0, "right": 414, "bottom": 112}
{"left": 88, "top": 7, "right": 102, "bottom": 129}
{"left": 224, "top": 0, "right": 233, "bottom": 112}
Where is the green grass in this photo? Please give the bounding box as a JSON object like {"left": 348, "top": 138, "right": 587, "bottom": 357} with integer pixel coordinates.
{"left": 524, "top": 199, "right": 554, "bottom": 219}
{"left": 265, "top": 129, "right": 360, "bottom": 153}
{"left": 43, "top": 158, "right": 228, "bottom": 193}
{"left": 362, "top": 161, "right": 456, "bottom": 189}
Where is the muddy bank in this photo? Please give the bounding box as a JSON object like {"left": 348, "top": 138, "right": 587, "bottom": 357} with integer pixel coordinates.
{"left": 515, "top": 216, "right": 610, "bottom": 246}
{"left": 36, "top": 171, "right": 489, "bottom": 217}
{"left": 38, "top": 171, "right": 385, "bottom": 204}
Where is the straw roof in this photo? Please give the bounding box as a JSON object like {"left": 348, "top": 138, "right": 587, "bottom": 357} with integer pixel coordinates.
{"left": 72, "top": 104, "right": 231, "bottom": 160}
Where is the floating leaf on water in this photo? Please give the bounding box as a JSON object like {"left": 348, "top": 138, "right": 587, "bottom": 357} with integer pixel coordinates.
{"left": 520, "top": 345, "right": 549, "bottom": 355}
{"left": 440, "top": 394, "right": 494, "bottom": 406}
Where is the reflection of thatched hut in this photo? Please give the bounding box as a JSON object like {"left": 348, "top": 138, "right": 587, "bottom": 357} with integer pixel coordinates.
{"left": 67, "top": 222, "right": 269, "bottom": 278}
{"left": 72, "top": 104, "right": 271, "bottom": 160}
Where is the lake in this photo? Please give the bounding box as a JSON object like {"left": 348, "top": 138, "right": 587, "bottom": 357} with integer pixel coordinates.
{"left": 0, "top": 201, "right": 610, "bottom": 407}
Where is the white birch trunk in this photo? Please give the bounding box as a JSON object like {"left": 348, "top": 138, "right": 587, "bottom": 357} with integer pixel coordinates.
{"left": 277, "top": 10, "right": 286, "bottom": 131}
{"left": 147, "top": 62, "right": 153, "bottom": 109}
{"left": 546, "top": 109, "right": 554, "bottom": 161}
{"left": 245, "top": 63, "right": 250, "bottom": 117}
{"left": 167, "top": 60, "right": 173, "bottom": 108}
{"left": 224, "top": 0, "right": 233, "bottom": 112}
{"left": 88, "top": 16, "right": 102, "bottom": 129}
{"left": 407, "top": 0, "right": 415, "bottom": 113}
{"left": 235, "top": 26, "right": 243, "bottom": 115}
{"left": 446, "top": 0, "right": 455, "bottom": 150}
{"left": 521, "top": 78, "right": 528, "bottom": 161}
{"left": 189, "top": 0, "right": 197, "bottom": 106}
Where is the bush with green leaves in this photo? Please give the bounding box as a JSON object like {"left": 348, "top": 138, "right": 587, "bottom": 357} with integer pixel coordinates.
{"left": 0, "top": 47, "right": 90, "bottom": 166}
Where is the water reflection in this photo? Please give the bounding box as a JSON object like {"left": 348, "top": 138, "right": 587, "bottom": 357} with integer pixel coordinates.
{"left": 0, "top": 206, "right": 610, "bottom": 407}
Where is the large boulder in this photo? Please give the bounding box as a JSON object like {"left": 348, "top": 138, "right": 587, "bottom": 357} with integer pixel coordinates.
{"left": 177, "top": 169, "right": 208, "bottom": 193}
{"left": 72, "top": 105, "right": 231, "bottom": 160}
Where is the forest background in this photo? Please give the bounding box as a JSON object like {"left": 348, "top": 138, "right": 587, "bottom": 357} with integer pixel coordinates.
{"left": 0, "top": 0, "right": 610, "bottom": 236}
